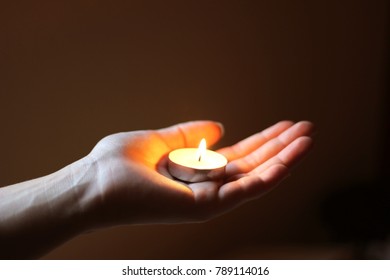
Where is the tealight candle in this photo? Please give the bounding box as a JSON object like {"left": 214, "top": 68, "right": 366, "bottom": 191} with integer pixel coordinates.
{"left": 168, "top": 138, "right": 228, "bottom": 182}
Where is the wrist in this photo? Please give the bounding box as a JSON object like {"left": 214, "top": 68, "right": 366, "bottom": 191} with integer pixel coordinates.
{"left": 66, "top": 155, "right": 104, "bottom": 234}
{"left": 0, "top": 155, "right": 102, "bottom": 258}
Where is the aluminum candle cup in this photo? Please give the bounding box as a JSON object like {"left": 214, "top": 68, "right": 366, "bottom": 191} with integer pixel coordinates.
{"left": 167, "top": 139, "right": 228, "bottom": 183}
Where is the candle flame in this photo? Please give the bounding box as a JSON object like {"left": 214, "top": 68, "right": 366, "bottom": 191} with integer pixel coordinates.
{"left": 196, "top": 138, "right": 207, "bottom": 161}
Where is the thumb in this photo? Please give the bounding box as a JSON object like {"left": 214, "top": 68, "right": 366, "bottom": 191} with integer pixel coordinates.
{"left": 157, "top": 120, "right": 224, "bottom": 149}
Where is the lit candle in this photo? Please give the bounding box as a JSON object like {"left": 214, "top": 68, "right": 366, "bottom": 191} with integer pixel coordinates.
{"left": 168, "top": 138, "right": 228, "bottom": 182}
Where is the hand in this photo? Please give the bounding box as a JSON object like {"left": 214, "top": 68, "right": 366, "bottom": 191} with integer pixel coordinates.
{"left": 0, "top": 120, "right": 313, "bottom": 259}
{"left": 86, "top": 120, "right": 314, "bottom": 228}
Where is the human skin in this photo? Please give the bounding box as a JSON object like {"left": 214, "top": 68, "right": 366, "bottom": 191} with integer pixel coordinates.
{"left": 0, "top": 120, "right": 314, "bottom": 259}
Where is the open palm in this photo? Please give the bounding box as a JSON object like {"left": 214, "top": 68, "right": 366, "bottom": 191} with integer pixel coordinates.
{"left": 88, "top": 120, "right": 313, "bottom": 227}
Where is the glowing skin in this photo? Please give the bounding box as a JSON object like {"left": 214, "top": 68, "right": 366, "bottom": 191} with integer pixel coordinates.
{"left": 0, "top": 120, "right": 314, "bottom": 259}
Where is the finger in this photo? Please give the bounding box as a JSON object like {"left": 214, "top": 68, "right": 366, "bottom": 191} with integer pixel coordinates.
{"left": 225, "top": 121, "right": 314, "bottom": 176}
{"left": 188, "top": 181, "right": 220, "bottom": 205}
{"left": 217, "top": 120, "right": 294, "bottom": 161}
{"left": 218, "top": 164, "right": 290, "bottom": 209}
{"left": 157, "top": 120, "right": 224, "bottom": 150}
{"left": 249, "top": 136, "right": 313, "bottom": 175}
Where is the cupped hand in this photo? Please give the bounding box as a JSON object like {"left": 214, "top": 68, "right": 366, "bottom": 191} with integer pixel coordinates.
{"left": 87, "top": 120, "right": 314, "bottom": 228}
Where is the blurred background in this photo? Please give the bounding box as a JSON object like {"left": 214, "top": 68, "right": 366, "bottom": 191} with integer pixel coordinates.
{"left": 0, "top": 0, "right": 389, "bottom": 259}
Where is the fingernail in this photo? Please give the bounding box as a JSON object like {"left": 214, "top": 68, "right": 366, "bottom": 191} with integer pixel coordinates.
{"left": 216, "top": 122, "right": 225, "bottom": 136}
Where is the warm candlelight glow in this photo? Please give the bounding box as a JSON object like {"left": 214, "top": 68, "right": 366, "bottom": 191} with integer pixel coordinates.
{"left": 167, "top": 137, "right": 227, "bottom": 182}
{"left": 196, "top": 138, "right": 207, "bottom": 161}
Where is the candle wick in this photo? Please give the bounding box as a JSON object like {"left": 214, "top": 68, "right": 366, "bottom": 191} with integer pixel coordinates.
{"left": 198, "top": 154, "right": 202, "bottom": 162}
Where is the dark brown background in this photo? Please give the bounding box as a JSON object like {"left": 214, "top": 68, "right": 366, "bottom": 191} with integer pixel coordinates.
{"left": 0, "top": 0, "right": 388, "bottom": 259}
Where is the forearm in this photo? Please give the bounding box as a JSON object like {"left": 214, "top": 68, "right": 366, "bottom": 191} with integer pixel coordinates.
{"left": 0, "top": 156, "right": 99, "bottom": 259}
